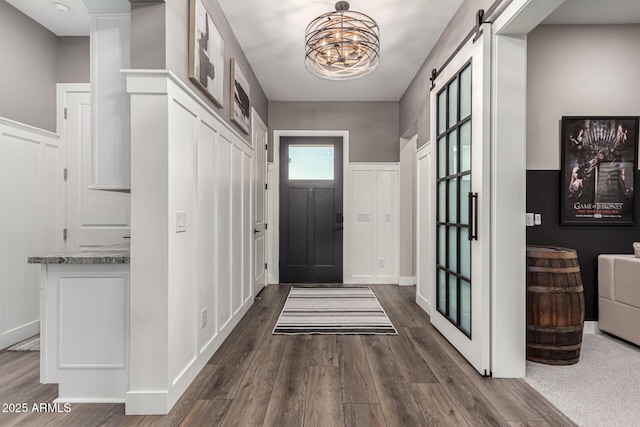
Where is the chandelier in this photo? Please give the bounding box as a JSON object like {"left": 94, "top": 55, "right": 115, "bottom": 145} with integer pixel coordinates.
{"left": 305, "top": 1, "right": 380, "bottom": 80}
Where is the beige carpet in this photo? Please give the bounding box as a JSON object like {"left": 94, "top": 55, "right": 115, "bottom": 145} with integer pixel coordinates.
{"left": 525, "top": 333, "right": 640, "bottom": 427}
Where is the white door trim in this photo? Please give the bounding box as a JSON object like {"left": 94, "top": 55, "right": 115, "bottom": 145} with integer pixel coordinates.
{"left": 251, "top": 108, "right": 268, "bottom": 296}
{"left": 415, "top": 140, "right": 432, "bottom": 315}
{"left": 488, "top": 0, "right": 566, "bottom": 378}
{"left": 271, "top": 130, "right": 350, "bottom": 284}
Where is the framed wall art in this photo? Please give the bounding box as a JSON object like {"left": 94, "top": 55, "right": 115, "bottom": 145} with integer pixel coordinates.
{"left": 230, "top": 59, "right": 250, "bottom": 135}
{"left": 189, "top": 0, "right": 224, "bottom": 107}
{"left": 561, "top": 116, "right": 638, "bottom": 225}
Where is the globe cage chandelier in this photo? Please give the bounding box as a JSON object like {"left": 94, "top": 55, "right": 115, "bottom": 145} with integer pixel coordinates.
{"left": 305, "top": 1, "right": 380, "bottom": 80}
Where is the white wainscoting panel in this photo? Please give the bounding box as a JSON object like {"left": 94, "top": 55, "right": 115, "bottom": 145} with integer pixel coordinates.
{"left": 126, "top": 70, "right": 254, "bottom": 415}
{"left": 232, "top": 145, "right": 243, "bottom": 315}
{"left": 416, "top": 143, "right": 434, "bottom": 315}
{"left": 345, "top": 163, "right": 399, "bottom": 284}
{"left": 376, "top": 169, "right": 399, "bottom": 280}
{"left": 216, "top": 136, "right": 232, "bottom": 331}
{"left": 168, "top": 98, "right": 198, "bottom": 387}
{"left": 243, "top": 152, "right": 253, "bottom": 305}
{"left": 0, "top": 118, "right": 62, "bottom": 350}
{"left": 196, "top": 120, "right": 218, "bottom": 352}
{"left": 349, "top": 169, "right": 376, "bottom": 278}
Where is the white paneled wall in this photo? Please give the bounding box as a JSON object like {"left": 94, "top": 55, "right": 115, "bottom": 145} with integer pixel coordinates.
{"left": 0, "top": 118, "right": 63, "bottom": 350}
{"left": 126, "top": 71, "right": 254, "bottom": 415}
{"left": 345, "top": 164, "right": 399, "bottom": 284}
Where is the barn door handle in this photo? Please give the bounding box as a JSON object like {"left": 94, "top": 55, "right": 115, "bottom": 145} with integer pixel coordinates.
{"left": 468, "top": 192, "right": 478, "bottom": 241}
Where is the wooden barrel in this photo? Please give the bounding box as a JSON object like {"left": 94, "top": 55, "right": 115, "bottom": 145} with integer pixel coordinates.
{"left": 526, "top": 245, "right": 585, "bottom": 365}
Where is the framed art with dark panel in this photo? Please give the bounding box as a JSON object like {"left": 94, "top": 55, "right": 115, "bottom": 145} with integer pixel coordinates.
{"left": 561, "top": 116, "right": 638, "bottom": 225}
{"left": 189, "top": 0, "right": 224, "bottom": 107}
{"left": 230, "top": 59, "right": 250, "bottom": 135}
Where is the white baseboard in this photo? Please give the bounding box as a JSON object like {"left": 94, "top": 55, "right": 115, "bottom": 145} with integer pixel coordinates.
{"left": 55, "top": 397, "right": 125, "bottom": 404}
{"left": 415, "top": 292, "right": 432, "bottom": 316}
{"left": 0, "top": 320, "right": 39, "bottom": 350}
{"left": 398, "top": 276, "right": 416, "bottom": 286}
{"left": 125, "top": 300, "right": 253, "bottom": 415}
{"left": 583, "top": 321, "right": 600, "bottom": 334}
{"left": 343, "top": 276, "right": 399, "bottom": 285}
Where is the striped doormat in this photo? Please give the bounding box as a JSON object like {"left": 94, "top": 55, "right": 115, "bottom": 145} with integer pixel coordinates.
{"left": 273, "top": 287, "right": 397, "bottom": 335}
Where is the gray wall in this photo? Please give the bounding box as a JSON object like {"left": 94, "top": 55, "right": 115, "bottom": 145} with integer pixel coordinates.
{"left": 527, "top": 24, "right": 640, "bottom": 170}
{"left": 57, "top": 37, "right": 90, "bottom": 84}
{"left": 526, "top": 24, "right": 640, "bottom": 320}
{"left": 131, "top": 2, "right": 166, "bottom": 69}
{"left": 269, "top": 101, "right": 400, "bottom": 163}
{"left": 0, "top": 0, "right": 58, "bottom": 131}
{"left": 131, "top": 0, "right": 270, "bottom": 140}
{"left": 399, "top": 0, "right": 503, "bottom": 146}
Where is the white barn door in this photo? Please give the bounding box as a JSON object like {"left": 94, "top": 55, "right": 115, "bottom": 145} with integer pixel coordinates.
{"left": 429, "top": 24, "right": 491, "bottom": 376}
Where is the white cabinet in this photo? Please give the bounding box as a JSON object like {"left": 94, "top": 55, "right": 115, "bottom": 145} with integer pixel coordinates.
{"left": 40, "top": 263, "right": 130, "bottom": 402}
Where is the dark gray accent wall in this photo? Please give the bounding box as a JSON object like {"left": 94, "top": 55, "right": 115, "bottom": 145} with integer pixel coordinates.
{"left": 57, "top": 37, "right": 90, "bottom": 83}
{"left": 269, "top": 101, "right": 400, "bottom": 163}
{"left": 526, "top": 24, "right": 640, "bottom": 322}
{"left": 399, "top": 0, "right": 502, "bottom": 146}
{"left": 526, "top": 170, "right": 640, "bottom": 321}
{"left": 143, "top": 0, "right": 270, "bottom": 139}
{"left": 0, "top": 0, "right": 58, "bottom": 131}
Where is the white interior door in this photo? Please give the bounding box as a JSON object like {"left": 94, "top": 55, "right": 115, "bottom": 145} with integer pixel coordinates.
{"left": 64, "top": 90, "right": 130, "bottom": 250}
{"left": 429, "top": 24, "right": 491, "bottom": 375}
{"left": 252, "top": 110, "right": 268, "bottom": 295}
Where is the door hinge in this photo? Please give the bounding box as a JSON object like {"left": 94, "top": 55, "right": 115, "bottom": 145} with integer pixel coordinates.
{"left": 265, "top": 223, "right": 268, "bottom": 230}
{"left": 64, "top": 108, "right": 67, "bottom": 119}
{"left": 265, "top": 183, "right": 268, "bottom": 190}
{"left": 265, "top": 143, "right": 268, "bottom": 150}
{"left": 63, "top": 229, "right": 67, "bottom": 241}
{"left": 265, "top": 263, "right": 268, "bottom": 269}
{"left": 63, "top": 168, "right": 68, "bottom": 181}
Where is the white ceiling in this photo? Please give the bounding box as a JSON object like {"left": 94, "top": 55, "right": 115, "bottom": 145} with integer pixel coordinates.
{"left": 217, "top": 0, "right": 463, "bottom": 101}
{"left": 6, "top": 0, "right": 90, "bottom": 36}
{"left": 7, "top": 0, "right": 640, "bottom": 101}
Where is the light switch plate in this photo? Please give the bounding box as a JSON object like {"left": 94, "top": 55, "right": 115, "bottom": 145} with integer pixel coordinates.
{"left": 534, "top": 213, "right": 542, "bottom": 226}
{"left": 176, "top": 211, "right": 187, "bottom": 233}
{"left": 526, "top": 213, "right": 534, "bottom": 227}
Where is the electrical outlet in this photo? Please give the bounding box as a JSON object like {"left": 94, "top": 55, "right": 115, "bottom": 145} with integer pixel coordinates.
{"left": 378, "top": 258, "right": 385, "bottom": 268}
{"left": 201, "top": 308, "right": 207, "bottom": 328}
{"left": 176, "top": 211, "right": 187, "bottom": 233}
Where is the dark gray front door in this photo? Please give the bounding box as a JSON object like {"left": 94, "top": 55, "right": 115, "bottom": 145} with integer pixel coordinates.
{"left": 280, "top": 136, "right": 343, "bottom": 283}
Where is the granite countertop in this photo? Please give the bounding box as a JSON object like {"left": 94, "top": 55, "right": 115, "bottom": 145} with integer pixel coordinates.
{"left": 28, "top": 243, "right": 130, "bottom": 264}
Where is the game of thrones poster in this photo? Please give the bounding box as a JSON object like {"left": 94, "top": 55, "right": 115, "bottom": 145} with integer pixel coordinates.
{"left": 561, "top": 117, "right": 638, "bottom": 225}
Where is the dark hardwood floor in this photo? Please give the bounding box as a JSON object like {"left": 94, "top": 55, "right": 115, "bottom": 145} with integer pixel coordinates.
{"left": 0, "top": 284, "right": 576, "bottom": 426}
